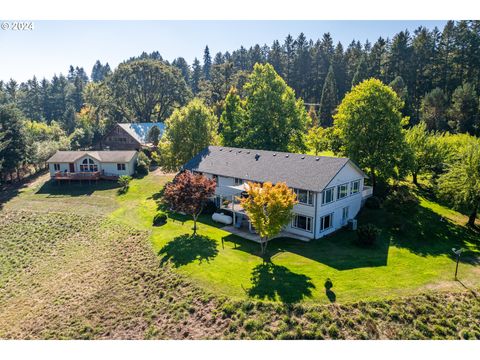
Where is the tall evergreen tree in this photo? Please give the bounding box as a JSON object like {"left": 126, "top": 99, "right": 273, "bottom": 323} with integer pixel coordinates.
{"left": 268, "top": 40, "right": 284, "bottom": 76}
{"left": 172, "top": 57, "right": 191, "bottom": 85}
{"left": 0, "top": 105, "right": 28, "bottom": 181}
{"left": 420, "top": 88, "right": 448, "bottom": 131}
{"left": 319, "top": 65, "right": 339, "bottom": 127}
{"left": 448, "top": 83, "right": 479, "bottom": 135}
{"left": 191, "top": 58, "right": 202, "bottom": 94}
{"left": 351, "top": 55, "right": 369, "bottom": 87}
{"left": 203, "top": 46, "right": 212, "bottom": 80}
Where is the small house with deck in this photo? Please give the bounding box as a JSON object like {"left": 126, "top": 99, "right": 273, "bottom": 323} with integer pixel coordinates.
{"left": 47, "top": 150, "right": 138, "bottom": 181}
{"left": 183, "top": 146, "right": 373, "bottom": 241}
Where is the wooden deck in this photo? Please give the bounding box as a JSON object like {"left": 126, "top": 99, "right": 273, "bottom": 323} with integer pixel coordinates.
{"left": 54, "top": 171, "right": 119, "bottom": 181}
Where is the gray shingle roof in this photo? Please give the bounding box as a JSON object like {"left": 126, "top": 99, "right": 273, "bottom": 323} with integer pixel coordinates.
{"left": 118, "top": 123, "right": 165, "bottom": 145}
{"left": 47, "top": 151, "right": 137, "bottom": 163}
{"left": 183, "top": 146, "right": 363, "bottom": 192}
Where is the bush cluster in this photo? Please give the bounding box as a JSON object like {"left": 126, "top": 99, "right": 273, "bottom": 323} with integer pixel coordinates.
{"left": 153, "top": 211, "right": 168, "bottom": 226}
{"left": 356, "top": 224, "right": 380, "bottom": 246}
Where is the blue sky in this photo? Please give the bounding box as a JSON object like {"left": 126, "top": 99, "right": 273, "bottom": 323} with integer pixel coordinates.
{"left": 0, "top": 20, "right": 448, "bottom": 82}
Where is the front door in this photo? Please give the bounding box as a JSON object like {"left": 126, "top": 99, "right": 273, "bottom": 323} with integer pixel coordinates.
{"left": 69, "top": 163, "right": 75, "bottom": 172}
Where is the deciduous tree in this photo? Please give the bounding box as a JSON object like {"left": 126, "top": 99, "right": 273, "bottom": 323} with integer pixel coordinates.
{"left": 159, "top": 99, "right": 219, "bottom": 171}
{"left": 219, "top": 87, "right": 246, "bottom": 147}
{"left": 334, "top": 79, "right": 407, "bottom": 189}
{"left": 438, "top": 136, "right": 480, "bottom": 226}
{"left": 163, "top": 171, "right": 216, "bottom": 234}
{"left": 108, "top": 59, "right": 190, "bottom": 122}
{"left": 240, "top": 182, "right": 297, "bottom": 256}
{"left": 405, "top": 122, "right": 443, "bottom": 184}
{"left": 241, "top": 63, "right": 308, "bottom": 152}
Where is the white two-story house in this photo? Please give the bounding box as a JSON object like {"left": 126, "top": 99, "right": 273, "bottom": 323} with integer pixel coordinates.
{"left": 182, "top": 146, "right": 373, "bottom": 240}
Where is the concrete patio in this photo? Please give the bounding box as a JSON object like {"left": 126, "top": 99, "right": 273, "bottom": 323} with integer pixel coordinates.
{"left": 221, "top": 225, "right": 311, "bottom": 243}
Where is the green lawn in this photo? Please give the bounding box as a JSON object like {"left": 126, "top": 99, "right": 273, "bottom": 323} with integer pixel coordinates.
{"left": 5, "top": 172, "right": 478, "bottom": 304}
{"left": 1, "top": 171, "right": 479, "bottom": 339}
{"left": 103, "top": 172, "right": 480, "bottom": 304}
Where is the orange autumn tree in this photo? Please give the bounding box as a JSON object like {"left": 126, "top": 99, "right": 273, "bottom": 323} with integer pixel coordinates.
{"left": 240, "top": 182, "right": 297, "bottom": 256}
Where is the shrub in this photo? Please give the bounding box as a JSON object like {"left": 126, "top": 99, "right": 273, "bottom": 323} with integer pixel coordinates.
{"left": 135, "top": 151, "right": 151, "bottom": 176}
{"left": 356, "top": 224, "right": 380, "bottom": 246}
{"left": 365, "top": 196, "right": 381, "bottom": 209}
{"left": 153, "top": 211, "right": 168, "bottom": 226}
{"left": 201, "top": 200, "right": 218, "bottom": 215}
{"left": 384, "top": 186, "right": 419, "bottom": 213}
{"left": 117, "top": 175, "right": 132, "bottom": 193}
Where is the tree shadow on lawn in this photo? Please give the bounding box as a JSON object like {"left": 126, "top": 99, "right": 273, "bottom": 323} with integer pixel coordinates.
{"left": 247, "top": 261, "right": 315, "bottom": 303}
{"left": 222, "top": 232, "right": 390, "bottom": 271}
{"left": 0, "top": 170, "right": 48, "bottom": 210}
{"left": 35, "top": 179, "right": 120, "bottom": 197}
{"left": 383, "top": 203, "right": 480, "bottom": 263}
{"left": 158, "top": 234, "right": 219, "bottom": 267}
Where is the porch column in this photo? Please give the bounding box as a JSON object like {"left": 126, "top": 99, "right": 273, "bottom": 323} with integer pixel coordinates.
{"left": 232, "top": 195, "right": 236, "bottom": 226}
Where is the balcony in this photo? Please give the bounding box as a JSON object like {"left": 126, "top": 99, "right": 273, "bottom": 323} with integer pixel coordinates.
{"left": 362, "top": 186, "right": 373, "bottom": 199}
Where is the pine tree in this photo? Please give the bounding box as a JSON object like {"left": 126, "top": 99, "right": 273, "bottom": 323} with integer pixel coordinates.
{"left": 448, "top": 83, "right": 479, "bottom": 135}
{"left": 268, "top": 40, "right": 284, "bottom": 76}
{"left": 191, "top": 58, "right": 202, "bottom": 94}
{"left": 172, "top": 57, "right": 191, "bottom": 85}
{"left": 0, "top": 105, "right": 28, "bottom": 181}
{"left": 203, "top": 46, "right": 212, "bottom": 80}
{"left": 420, "top": 88, "right": 448, "bottom": 131}
{"left": 319, "top": 65, "right": 339, "bottom": 127}
{"left": 351, "top": 55, "right": 369, "bottom": 87}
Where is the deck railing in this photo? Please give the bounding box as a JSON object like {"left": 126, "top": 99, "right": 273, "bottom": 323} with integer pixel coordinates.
{"left": 54, "top": 171, "right": 101, "bottom": 180}
{"left": 362, "top": 186, "right": 373, "bottom": 198}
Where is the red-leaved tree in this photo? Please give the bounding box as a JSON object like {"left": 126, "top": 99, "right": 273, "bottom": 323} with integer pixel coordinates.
{"left": 163, "top": 170, "right": 216, "bottom": 234}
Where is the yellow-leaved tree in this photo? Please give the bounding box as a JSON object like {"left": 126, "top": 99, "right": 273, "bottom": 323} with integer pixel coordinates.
{"left": 240, "top": 182, "right": 297, "bottom": 256}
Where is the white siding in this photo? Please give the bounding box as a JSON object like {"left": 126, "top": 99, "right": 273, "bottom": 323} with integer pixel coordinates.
{"left": 203, "top": 161, "right": 366, "bottom": 241}
{"left": 48, "top": 163, "right": 69, "bottom": 177}
{"left": 315, "top": 162, "right": 365, "bottom": 238}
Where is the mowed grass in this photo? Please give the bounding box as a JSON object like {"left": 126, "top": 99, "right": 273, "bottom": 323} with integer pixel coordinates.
{"left": 3, "top": 172, "right": 480, "bottom": 304}
{"left": 104, "top": 173, "right": 480, "bottom": 304}
{"left": 1, "top": 172, "right": 479, "bottom": 339}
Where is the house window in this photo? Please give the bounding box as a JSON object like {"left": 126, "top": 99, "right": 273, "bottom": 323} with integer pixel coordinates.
{"left": 351, "top": 180, "right": 360, "bottom": 194}
{"left": 342, "top": 206, "right": 349, "bottom": 221}
{"left": 292, "top": 214, "right": 313, "bottom": 232}
{"left": 322, "top": 187, "right": 335, "bottom": 205}
{"left": 53, "top": 163, "right": 60, "bottom": 171}
{"left": 234, "top": 178, "right": 243, "bottom": 186}
{"left": 337, "top": 183, "right": 349, "bottom": 200}
{"left": 295, "top": 189, "right": 314, "bottom": 206}
{"left": 117, "top": 163, "right": 126, "bottom": 171}
{"left": 79, "top": 158, "right": 98, "bottom": 172}
{"left": 320, "top": 213, "right": 333, "bottom": 231}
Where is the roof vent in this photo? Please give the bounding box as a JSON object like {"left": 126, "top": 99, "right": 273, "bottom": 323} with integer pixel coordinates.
{"left": 301, "top": 156, "right": 305, "bottom": 159}
{"left": 238, "top": 150, "right": 242, "bottom": 153}
{"left": 219, "top": 148, "right": 223, "bottom": 151}
{"left": 285, "top": 154, "right": 289, "bottom": 158}
{"left": 255, "top": 154, "right": 260, "bottom": 161}
{"left": 273, "top": 153, "right": 276, "bottom": 156}
{"left": 316, "top": 157, "right": 320, "bottom": 161}
{"left": 229, "top": 149, "right": 232, "bottom": 152}
{"left": 246, "top": 151, "right": 250, "bottom": 154}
